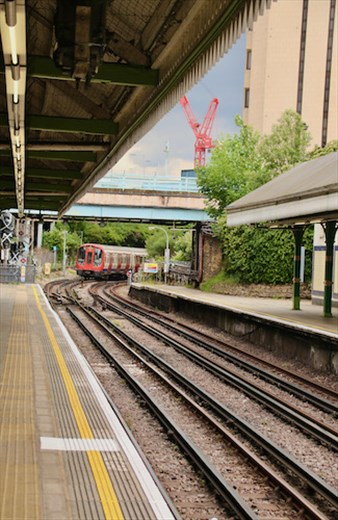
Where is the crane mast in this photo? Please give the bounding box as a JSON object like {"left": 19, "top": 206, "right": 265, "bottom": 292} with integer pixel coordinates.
{"left": 180, "top": 95, "right": 219, "bottom": 168}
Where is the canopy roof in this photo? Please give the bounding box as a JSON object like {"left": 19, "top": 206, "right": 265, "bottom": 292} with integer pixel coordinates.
{"left": 226, "top": 152, "right": 338, "bottom": 227}
{"left": 0, "top": 0, "right": 272, "bottom": 217}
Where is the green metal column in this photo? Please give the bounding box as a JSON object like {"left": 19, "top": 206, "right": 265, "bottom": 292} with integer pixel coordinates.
{"left": 292, "top": 227, "right": 304, "bottom": 310}
{"left": 321, "top": 221, "right": 337, "bottom": 317}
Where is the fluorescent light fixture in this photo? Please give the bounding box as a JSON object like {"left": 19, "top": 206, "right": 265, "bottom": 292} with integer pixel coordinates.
{"left": 12, "top": 98, "right": 19, "bottom": 127}
{"left": 8, "top": 26, "right": 18, "bottom": 64}
{"left": 5, "top": 0, "right": 17, "bottom": 27}
{"left": 1, "top": 0, "right": 26, "bottom": 217}
{"left": 11, "top": 59, "right": 20, "bottom": 79}
{"left": 11, "top": 63, "right": 20, "bottom": 102}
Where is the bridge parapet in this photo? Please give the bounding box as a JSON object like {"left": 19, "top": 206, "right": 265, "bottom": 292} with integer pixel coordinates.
{"left": 95, "top": 174, "right": 199, "bottom": 193}
{"left": 78, "top": 188, "right": 206, "bottom": 210}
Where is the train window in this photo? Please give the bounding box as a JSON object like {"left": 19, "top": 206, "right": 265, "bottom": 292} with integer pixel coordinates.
{"left": 87, "top": 251, "right": 93, "bottom": 264}
{"left": 77, "top": 247, "right": 86, "bottom": 264}
{"left": 94, "top": 247, "right": 102, "bottom": 266}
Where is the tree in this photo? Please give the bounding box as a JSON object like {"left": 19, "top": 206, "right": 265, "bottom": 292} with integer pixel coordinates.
{"left": 171, "top": 231, "right": 193, "bottom": 261}
{"left": 215, "top": 214, "right": 314, "bottom": 284}
{"left": 307, "top": 139, "right": 338, "bottom": 159}
{"left": 198, "top": 110, "right": 314, "bottom": 285}
{"left": 145, "top": 229, "right": 172, "bottom": 259}
{"left": 42, "top": 223, "right": 81, "bottom": 263}
{"left": 196, "top": 115, "right": 265, "bottom": 218}
{"left": 67, "top": 221, "right": 149, "bottom": 247}
{"left": 198, "top": 110, "right": 312, "bottom": 220}
{"left": 258, "top": 109, "right": 312, "bottom": 176}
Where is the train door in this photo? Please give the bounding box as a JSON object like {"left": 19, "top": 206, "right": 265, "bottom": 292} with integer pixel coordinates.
{"left": 112, "top": 253, "right": 119, "bottom": 272}
{"left": 107, "top": 252, "right": 113, "bottom": 272}
{"left": 86, "top": 249, "right": 94, "bottom": 265}
{"left": 117, "top": 253, "right": 122, "bottom": 272}
{"left": 77, "top": 246, "right": 86, "bottom": 266}
{"left": 134, "top": 254, "right": 140, "bottom": 272}
{"left": 124, "top": 254, "right": 130, "bottom": 272}
{"left": 94, "top": 247, "right": 103, "bottom": 269}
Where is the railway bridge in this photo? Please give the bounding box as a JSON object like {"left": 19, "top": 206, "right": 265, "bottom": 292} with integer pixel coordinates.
{"left": 65, "top": 174, "right": 209, "bottom": 224}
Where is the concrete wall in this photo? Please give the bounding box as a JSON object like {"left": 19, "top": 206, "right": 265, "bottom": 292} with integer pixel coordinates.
{"left": 243, "top": 0, "right": 338, "bottom": 147}
{"left": 129, "top": 285, "right": 338, "bottom": 374}
{"left": 201, "top": 234, "right": 223, "bottom": 280}
{"left": 78, "top": 189, "right": 206, "bottom": 210}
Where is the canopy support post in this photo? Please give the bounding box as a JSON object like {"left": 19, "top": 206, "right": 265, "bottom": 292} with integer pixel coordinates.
{"left": 292, "top": 227, "right": 305, "bottom": 310}
{"left": 321, "top": 221, "right": 337, "bottom": 317}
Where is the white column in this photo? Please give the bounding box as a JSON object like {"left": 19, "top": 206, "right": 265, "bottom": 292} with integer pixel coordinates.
{"left": 37, "top": 222, "right": 43, "bottom": 248}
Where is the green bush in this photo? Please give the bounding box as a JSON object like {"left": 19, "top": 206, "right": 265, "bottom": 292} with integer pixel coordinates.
{"left": 219, "top": 224, "right": 313, "bottom": 284}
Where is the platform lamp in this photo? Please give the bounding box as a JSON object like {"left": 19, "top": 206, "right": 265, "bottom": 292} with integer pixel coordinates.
{"left": 149, "top": 226, "right": 170, "bottom": 284}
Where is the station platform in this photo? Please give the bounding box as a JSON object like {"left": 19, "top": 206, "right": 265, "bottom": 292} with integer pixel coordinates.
{"left": 129, "top": 283, "right": 338, "bottom": 374}
{"left": 0, "top": 283, "right": 176, "bottom": 520}
{"left": 134, "top": 284, "right": 338, "bottom": 336}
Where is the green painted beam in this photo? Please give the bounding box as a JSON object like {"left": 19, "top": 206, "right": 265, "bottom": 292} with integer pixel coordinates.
{"left": 0, "top": 149, "right": 97, "bottom": 162}
{"left": 96, "top": 62, "right": 158, "bottom": 86}
{"left": 0, "top": 114, "right": 8, "bottom": 126}
{"left": 0, "top": 181, "right": 15, "bottom": 189}
{"left": 27, "top": 150, "right": 97, "bottom": 161}
{"left": 25, "top": 201, "right": 62, "bottom": 210}
{"left": 0, "top": 167, "right": 83, "bottom": 179}
{"left": 29, "top": 185, "right": 72, "bottom": 193}
{"left": 0, "top": 199, "right": 16, "bottom": 208}
{"left": 27, "top": 56, "right": 158, "bottom": 86}
{"left": 25, "top": 192, "right": 67, "bottom": 204}
{"left": 0, "top": 113, "right": 118, "bottom": 135}
{"left": 0, "top": 190, "right": 66, "bottom": 204}
{"left": 0, "top": 168, "right": 13, "bottom": 177}
{"left": 0, "top": 180, "right": 72, "bottom": 192}
{"left": 26, "top": 115, "right": 118, "bottom": 135}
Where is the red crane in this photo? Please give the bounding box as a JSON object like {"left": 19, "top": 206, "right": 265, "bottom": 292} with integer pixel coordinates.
{"left": 180, "top": 95, "right": 219, "bottom": 168}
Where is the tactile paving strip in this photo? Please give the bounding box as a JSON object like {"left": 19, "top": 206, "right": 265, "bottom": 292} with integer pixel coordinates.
{"left": 1, "top": 284, "right": 175, "bottom": 520}
{"left": 0, "top": 286, "right": 41, "bottom": 520}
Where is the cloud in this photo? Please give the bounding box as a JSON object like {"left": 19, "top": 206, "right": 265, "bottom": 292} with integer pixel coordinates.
{"left": 112, "top": 34, "right": 246, "bottom": 177}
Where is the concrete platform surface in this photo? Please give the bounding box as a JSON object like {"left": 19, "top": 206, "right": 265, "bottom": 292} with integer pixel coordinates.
{"left": 136, "top": 284, "right": 338, "bottom": 337}
{"left": 0, "top": 283, "right": 176, "bottom": 520}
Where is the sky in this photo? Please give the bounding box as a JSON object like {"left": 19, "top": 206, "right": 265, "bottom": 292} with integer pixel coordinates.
{"left": 109, "top": 33, "right": 246, "bottom": 178}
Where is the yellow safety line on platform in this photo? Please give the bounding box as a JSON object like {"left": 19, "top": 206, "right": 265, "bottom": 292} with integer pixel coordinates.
{"left": 0, "top": 288, "right": 40, "bottom": 520}
{"left": 32, "top": 286, "right": 124, "bottom": 520}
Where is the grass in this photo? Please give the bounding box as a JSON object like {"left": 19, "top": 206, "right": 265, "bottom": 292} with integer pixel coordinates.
{"left": 200, "top": 271, "right": 240, "bottom": 292}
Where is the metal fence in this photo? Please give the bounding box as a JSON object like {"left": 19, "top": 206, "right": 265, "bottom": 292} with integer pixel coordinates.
{"left": 0, "top": 265, "right": 36, "bottom": 283}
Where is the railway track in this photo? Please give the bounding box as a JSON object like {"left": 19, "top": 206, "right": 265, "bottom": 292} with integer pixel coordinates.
{"left": 45, "top": 279, "right": 338, "bottom": 519}
{"left": 68, "top": 302, "right": 337, "bottom": 519}
{"left": 89, "top": 287, "right": 338, "bottom": 449}
{"left": 106, "top": 283, "right": 338, "bottom": 405}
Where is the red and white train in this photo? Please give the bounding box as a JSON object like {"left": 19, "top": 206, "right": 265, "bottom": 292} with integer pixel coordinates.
{"left": 76, "top": 243, "right": 147, "bottom": 279}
